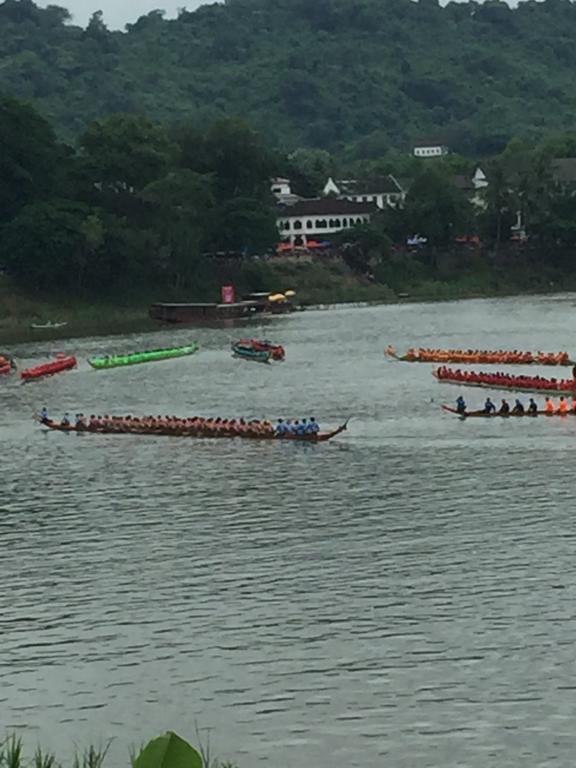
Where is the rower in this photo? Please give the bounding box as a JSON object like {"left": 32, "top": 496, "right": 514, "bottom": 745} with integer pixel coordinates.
{"left": 456, "top": 396, "right": 466, "bottom": 415}
{"left": 39, "top": 406, "right": 49, "bottom": 423}
{"left": 306, "top": 417, "right": 319, "bottom": 434}
{"left": 275, "top": 419, "right": 287, "bottom": 435}
{"left": 499, "top": 399, "right": 510, "bottom": 415}
{"left": 61, "top": 412, "right": 71, "bottom": 426}
{"left": 545, "top": 397, "right": 556, "bottom": 414}
{"left": 528, "top": 398, "right": 538, "bottom": 415}
{"left": 483, "top": 397, "right": 496, "bottom": 414}
{"left": 511, "top": 399, "right": 525, "bottom": 415}
{"left": 558, "top": 396, "right": 570, "bottom": 414}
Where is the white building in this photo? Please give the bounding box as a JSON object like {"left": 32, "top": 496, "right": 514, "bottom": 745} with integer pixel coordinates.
{"left": 277, "top": 198, "right": 376, "bottom": 246}
{"left": 271, "top": 177, "right": 292, "bottom": 198}
{"left": 323, "top": 175, "right": 405, "bottom": 208}
{"left": 413, "top": 140, "right": 449, "bottom": 158}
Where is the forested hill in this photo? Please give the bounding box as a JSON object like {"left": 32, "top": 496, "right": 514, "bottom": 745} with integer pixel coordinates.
{"left": 1, "top": 0, "right": 576, "bottom": 155}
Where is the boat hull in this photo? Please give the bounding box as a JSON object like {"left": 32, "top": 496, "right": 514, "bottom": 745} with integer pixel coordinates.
{"left": 433, "top": 371, "right": 576, "bottom": 396}
{"left": 21, "top": 356, "right": 77, "bottom": 381}
{"left": 231, "top": 345, "right": 271, "bottom": 363}
{"left": 38, "top": 419, "right": 347, "bottom": 442}
{"left": 387, "top": 348, "right": 575, "bottom": 366}
{"left": 441, "top": 405, "right": 570, "bottom": 418}
{"left": 89, "top": 343, "right": 199, "bottom": 369}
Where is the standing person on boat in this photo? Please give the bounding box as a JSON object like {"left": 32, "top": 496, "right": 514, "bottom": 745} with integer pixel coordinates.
{"left": 456, "top": 396, "right": 466, "bottom": 415}
{"left": 528, "top": 398, "right": 538, "bottom": 415}
{"left": 512, "top": 399, "right": 525, "bottom": 415}
{"left": 545, "top": 397, "right": 556, "bottom": 414}
{"left": 483, "top": 398, "right": 496, "bottom": 414}
{"left": 499, "top": 399, "right": 510, "bottom": 415}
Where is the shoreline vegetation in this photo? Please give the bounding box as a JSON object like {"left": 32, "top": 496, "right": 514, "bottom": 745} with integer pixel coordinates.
{"left": 1, "top": 259, "right": 572, "bottom": 345}
{"left": 0, "top": 731, "right": 236, "bottom": 768}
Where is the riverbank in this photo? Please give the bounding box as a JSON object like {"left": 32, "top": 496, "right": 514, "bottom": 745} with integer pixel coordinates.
{"left": 2, "top": 257, "right": 574, "bottom": 344}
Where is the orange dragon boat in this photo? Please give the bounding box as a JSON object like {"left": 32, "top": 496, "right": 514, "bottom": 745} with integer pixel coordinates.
{"left": 386, "top": 345, "right": 573, "bottom": 366}
{"left": 433, "top": 366, "right": 576, "bottom": 395}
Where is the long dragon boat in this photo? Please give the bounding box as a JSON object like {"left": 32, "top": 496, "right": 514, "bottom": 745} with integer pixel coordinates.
{"left": 37, "top": 417, "right": 348, "bottom": 442}
{"left": 442, "top": 405, "right": 573, "bottom": 418}
{"left": 21, "top": 355, "right": 77, "bottom": 381}
{"left": 433, "top": 367, "right": 576, "bottom": 395}
{"left": 386, "top": 345, "right": 574, "bottom": 366}
{"left": 88, "top": 342, "right": 199, "bottom": 369}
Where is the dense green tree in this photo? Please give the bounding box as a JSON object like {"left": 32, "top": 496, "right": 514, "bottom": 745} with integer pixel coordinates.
{"left": 0, "top": 95, "right": 71, "bottom": 223}
{"left": 79, "top": 113, "right": 175, "bottom": 194}
{"left": 140, "top": 169, "right": 215, "bottom": 287}
{"left": 5, "top": 0, "right": 576, "bottom": 154}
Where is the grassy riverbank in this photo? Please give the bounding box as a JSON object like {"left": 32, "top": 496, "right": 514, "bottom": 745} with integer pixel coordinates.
{"left": 1, "top": 256, "right": 574, "bottom": 344}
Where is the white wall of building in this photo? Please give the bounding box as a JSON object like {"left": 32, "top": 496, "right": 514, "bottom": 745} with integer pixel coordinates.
{"left": 277, "top": 213, "right": 372, "bottom": 244}
{"left": 413, "top": 145, "right": 448, "bottom": 158}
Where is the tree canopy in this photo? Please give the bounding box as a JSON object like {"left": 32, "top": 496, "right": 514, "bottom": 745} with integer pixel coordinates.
{"left": 2, "top": 0, "right": 576, "bottom": 155}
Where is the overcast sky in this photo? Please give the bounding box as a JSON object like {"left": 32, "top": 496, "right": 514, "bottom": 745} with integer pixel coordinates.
{"left": 39, "top": 0, "right": 210, "bottom": 29}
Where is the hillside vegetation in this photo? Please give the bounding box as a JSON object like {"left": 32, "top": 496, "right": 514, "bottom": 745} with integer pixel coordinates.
{"left": 1, "top": 0, "right": 575, "bottom": 155}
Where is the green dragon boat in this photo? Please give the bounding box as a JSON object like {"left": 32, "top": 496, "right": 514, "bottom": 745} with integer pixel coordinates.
{"left": 88, "top": 342, "right": 199, "bottom": 369}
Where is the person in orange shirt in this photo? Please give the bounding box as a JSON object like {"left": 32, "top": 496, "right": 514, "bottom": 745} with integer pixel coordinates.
{"left": 558, "top": 396, "right": 570, "bottom": 415}
{"left": 545, "top": 397, "right": 556, "bottom": 415}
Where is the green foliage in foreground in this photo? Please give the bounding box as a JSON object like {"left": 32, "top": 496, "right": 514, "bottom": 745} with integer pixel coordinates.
{"left": 3, "top": 0, "right": 576, "bottom": 156}
{"left": 0, "top": 732, "right": 236, "bottom": 768}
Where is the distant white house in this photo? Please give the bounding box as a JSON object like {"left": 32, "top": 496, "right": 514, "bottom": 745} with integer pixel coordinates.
{"left": 277, "top": 198, "right": 376, "bottom": 246}
{"left": 451, "top": 166, "right": 488, "bottom": 208}
{"left": 271, "top": 177, "right": 292, "bottom": 198}
{"left": 323, "top": 175, "right": 406, "bottom": 208}
{"left": 413, "top": 140, "right": 449, "bottom": 158}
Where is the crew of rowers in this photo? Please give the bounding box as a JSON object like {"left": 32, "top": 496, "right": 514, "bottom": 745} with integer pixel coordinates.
{"left": 456, "top": 395, "right": 575, "bottom": 415}
{"left": 436, "top": 366, "right": 576, "bottom": 391}
{"left": 39, "top": 410, "right": 320, "bottom": 438}
{"left": 396, "top": 347, "right": 571, "bottom": 365}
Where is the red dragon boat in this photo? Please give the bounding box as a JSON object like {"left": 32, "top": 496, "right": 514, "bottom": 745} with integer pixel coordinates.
{"left": 0, "top": 354, "right": 15, "bottom": 376}
{"left": 386, "top": 345, "right": 574, "bottom": 366}
{"left": 37, "top": 415, "right": 347, "bottom": 442}
{"left": 236, "top": 338, "right": 285, "bottom": 361}
{"left": 21, "top": 355, "right": 77, "bottom": 382}
{"left": 433, "top": 366, "right": 576, "bottom": 395}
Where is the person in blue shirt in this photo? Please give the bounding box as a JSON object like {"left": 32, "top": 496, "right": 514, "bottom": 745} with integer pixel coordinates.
{"left": 307, "top": 417, "right": 320, "bottom": 434}
{"left": 61, "top": 412, "right": 71, "bottom": 426}
{"left": 294, "top": 420, "right": 306, "bottom": 435}
{"left": 39, "top": 407, "right": 49, "bottom": 423}
{"left": 483, "top": 398, "right": 496, "bottom": 414}
{"left": 275, "top": 419, "right": 287, "bottom": 435}
{"left": 456, "top": 396, "right": 466, "bottom": 414}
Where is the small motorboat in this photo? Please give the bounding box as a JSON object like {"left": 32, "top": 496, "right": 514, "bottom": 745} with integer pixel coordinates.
{"left": 231, "top": 343, "right": 272, "bottom": 364}
{"left": 236, "top": 338, "right": 286, "bottom": 361}
{"left": 30, "top": 321, "right": 68, "bottom": 330}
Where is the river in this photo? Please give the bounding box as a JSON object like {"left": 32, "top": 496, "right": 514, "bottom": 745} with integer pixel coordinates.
{"left": 2, "top": 295, "right": 576, "bottom": 767}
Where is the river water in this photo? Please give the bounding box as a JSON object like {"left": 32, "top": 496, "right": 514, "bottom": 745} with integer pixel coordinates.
{"left": 2, "top": 295, "right": 576, "bottom": 767}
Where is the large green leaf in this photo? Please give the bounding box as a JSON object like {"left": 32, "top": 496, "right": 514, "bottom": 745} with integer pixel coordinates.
{"left": 133, "top": 733, "right": 203, "bottom": 768}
